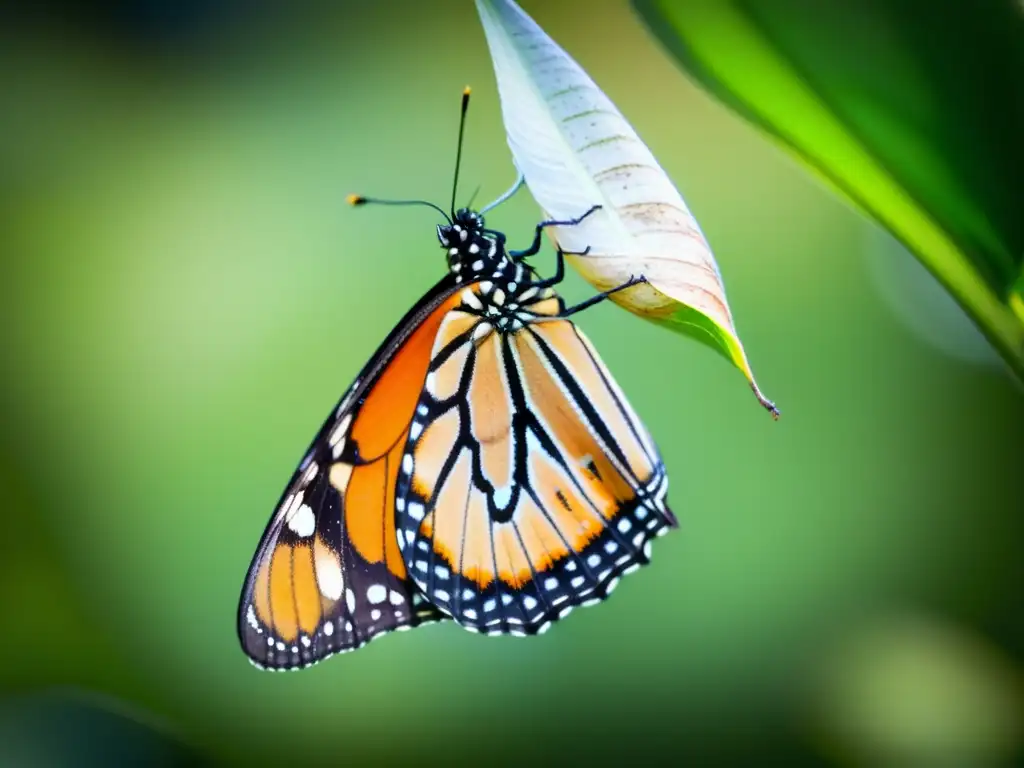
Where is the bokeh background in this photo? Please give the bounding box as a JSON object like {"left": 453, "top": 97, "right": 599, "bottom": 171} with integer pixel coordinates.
{"left": 2, "top": 1, "right": 1022, "bottom": 766}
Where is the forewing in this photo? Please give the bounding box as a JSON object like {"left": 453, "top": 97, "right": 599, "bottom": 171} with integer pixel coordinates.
{"left": 238, "top": 277, "right": 464, "bottom": 669}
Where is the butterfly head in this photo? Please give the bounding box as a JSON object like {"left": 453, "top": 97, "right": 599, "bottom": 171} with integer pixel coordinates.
{"left": 437, "top": 208, "right": 500, "bottom": 278}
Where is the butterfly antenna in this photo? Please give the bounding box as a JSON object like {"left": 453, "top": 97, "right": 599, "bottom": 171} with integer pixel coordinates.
{"left": 450, "top": 86, "right": 471, "bottom": 219}
{"left": 465, "top": 183, "right": 483, "bottom": 210}
{"left": 347, "top": 194, "right": 452, "bottom": 224}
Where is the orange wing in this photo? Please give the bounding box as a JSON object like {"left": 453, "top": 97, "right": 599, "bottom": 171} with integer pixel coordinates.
{"left": 237, "top": 277, "right": 464, "bottom": 670}
{"left": 395, "top": 285, "right": 676, "bottom": 635}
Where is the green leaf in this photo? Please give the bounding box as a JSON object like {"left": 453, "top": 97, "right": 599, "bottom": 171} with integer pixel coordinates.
{"left": 632, "top": 0, "right": 1024, "bottom": 382}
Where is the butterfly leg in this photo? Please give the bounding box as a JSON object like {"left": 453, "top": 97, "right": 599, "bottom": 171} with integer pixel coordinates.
{"left": 508, "top": 204, "right": 603, "bottom": 260}
{"left": 557, "top": 274, "right": 648, "bottom": 318}
{"left": 532, "top": 245, "right": 592, "bottom": 289}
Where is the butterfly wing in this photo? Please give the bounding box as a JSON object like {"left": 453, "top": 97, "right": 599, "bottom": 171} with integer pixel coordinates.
{"left": 395, "top": 285, "right": 676, "bottom": 635}
{"left": 238, "top": 276, "right": 465, "bottom": 670}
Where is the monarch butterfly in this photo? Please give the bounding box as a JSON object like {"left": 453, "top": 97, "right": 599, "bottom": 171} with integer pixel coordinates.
{"left": 238, "top": 88, "right": 677, "bottom": 670}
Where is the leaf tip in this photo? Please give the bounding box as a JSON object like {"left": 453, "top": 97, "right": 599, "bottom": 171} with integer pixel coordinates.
{"left": 752, "top": 383, "right": 780, "bottom": 420}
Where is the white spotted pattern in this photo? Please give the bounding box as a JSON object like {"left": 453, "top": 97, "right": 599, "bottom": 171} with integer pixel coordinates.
{"left": 287, "top": 504, "right": 315, "bottom": 538}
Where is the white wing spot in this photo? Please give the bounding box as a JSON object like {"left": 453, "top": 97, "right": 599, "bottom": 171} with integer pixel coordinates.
{"left": 277, "top": 493, "right": 297, "bottom": 523}
{"left": 301, "top": 635, "right": 311, "bottom": 648}
{"left": 324, "top": 621, "right": 334, "bottom": 637}
{"left": 544, "top": 577, "right": 559, "bottom": 591}
{"left": 464, "top": 608, "right": 477, "bottom": 620}
{"left": 571, "top": 575, "right": 585, "bottom": 588}
{"left": 523, "top": 595, "right": 538, "bottom": 611}
{"left": 472, "top": 322, "right": 493, "bottom": 342}
{"left": 565, "top": 560, "right": 577, "bottom": 572}
{"left": 587, "top": 554, "right": 601, "bottom": 568}
{"left": 367, "top": 584, "right": 387, "bottom": 604}
{"left": 434, "top": 565, "right": 450, "bottom": 581}
{"left": 518, "top": 286, "right": 538, "bottom": 302}
{"left": 402, "top": 455, "right": 414, "bottom": 475}
{"left": 435, "top": 589, "right": 450, "bottom": 602}
{"left": 389, "top": 590, "right": 405, "bottom": 605}
{"left": 484, "top": 598, "right": 497, "bottom": 613}
{"left": 315, "top": 548, "right": 344, "bottom": 600}
{"left": 604, "top": 541, "right": 619, "bottom": 555}
{"left": 329, "top": 415, "right": 352, "bottom": 455}
{"left": 346, "top": 589, "right": 356, "bottom": 613}
{"left": 300, "top": 460, "right": 319, "bottom": 487}
{"left": 408, "top": 502, "right": 425, "bottom": 521}
{"left": 617, "top": 518, "right": 631, "bottom": 533}
{"left": 492, "top": 485, "right": 513, "bottom": 509}
{"left": 370, "top": 609, "right": 381, "bottom": 622}
{"left": 287, "top": 504, "right": 316, "bottom": 538}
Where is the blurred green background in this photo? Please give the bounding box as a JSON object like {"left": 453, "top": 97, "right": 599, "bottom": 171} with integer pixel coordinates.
{"left": 2, "top": 1, "right": 1022, "bottom": 766}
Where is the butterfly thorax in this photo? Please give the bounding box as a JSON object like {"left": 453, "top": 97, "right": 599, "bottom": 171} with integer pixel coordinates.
{"left": 437, "top": 208, "right": 557, "bottom": 332}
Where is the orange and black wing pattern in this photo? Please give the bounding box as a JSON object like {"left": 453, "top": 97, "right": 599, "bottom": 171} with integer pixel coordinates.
{"left": 237, "top": 276, "right": 465, "bottom": 670}
{"left": 395, "top": 285, "right": 676, "bottom": 635}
